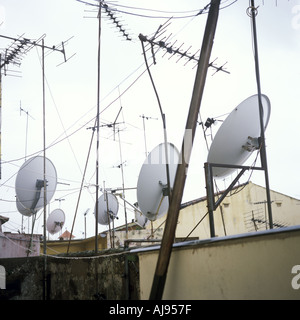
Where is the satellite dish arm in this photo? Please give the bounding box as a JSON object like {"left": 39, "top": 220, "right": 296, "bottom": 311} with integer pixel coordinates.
{"left": 30, "top": 179, "right": 46, "bottom": 211}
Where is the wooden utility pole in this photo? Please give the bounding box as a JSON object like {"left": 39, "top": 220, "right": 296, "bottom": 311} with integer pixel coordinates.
{"left": 149, "top": 0, "right": 221, "bottom": 300}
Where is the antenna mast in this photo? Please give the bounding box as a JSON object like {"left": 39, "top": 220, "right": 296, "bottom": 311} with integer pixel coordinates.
{"left": 248, "top": 1, "right": 273, "bottom": 228}
{"left": 95, "top": 4, "right": 101, "bottom": 253}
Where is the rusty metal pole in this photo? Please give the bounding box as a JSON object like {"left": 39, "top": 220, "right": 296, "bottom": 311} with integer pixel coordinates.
{"left": 149, "top": 0, "right": 221, "bottom": 300}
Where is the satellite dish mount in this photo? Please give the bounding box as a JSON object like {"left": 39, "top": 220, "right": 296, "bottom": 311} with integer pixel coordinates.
{"left": 204, "top": 1, "right": 274, "bottom": 238}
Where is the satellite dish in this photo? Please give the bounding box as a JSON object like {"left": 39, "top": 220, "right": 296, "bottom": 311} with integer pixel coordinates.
{"left": 94, "top": 192, "right": 119, "bottom": 225}
{"left": 46, "top": 208, "right": 65, "bottom": 235}
{"left": 15, "top": 156, "right": 57, "bottom": 215}
{"left": 16, "top": 199, "right": 36, "bottom": 217}
{"left": 134, "top": 206, "right": 149, "bottom": 228}
{"left": 136, "top": 142, "right": 179, "bottom": 221}
{"left": 207, "top": 94, "right": 271, "bottom": 178}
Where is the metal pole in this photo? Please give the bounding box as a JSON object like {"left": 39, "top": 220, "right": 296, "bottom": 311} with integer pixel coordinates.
{"left": 95, "top": 5, "right": 102, "bottom": 253}
{"left": 250, "top": 1, "right": 273, "bottom": 228}
{"left": 149, "top": 0, "right": 221, "bottom": 300}
{"left": 117, "top": 129, "right": 128, "bottom": 237}
{"left": 141, "top": 115, "right": 148, "bottom": 157}
{"left": 42, "top": 38, "right": 48, "bottom": 300}
{"left": 204, "top": 162, "right": 215, "bottom": 237}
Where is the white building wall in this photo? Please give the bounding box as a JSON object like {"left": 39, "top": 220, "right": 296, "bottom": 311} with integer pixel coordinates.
{"left": 146, "top": 182, "right": 300, "bottom": 240}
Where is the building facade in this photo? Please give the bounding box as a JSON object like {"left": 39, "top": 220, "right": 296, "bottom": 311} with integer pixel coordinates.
{"left": 147, "top": 181, "right": 300, "bottom": 241}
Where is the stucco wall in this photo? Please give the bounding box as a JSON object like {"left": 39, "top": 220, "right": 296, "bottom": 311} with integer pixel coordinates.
{"left": 137, "top": 226, "right": 300, "bottom": 300}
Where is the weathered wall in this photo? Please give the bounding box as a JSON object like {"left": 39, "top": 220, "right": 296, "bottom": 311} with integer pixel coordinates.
{"left": 138, "top": 226, "right": 300, "bottom": 300}
{"left": 0, "top": 251, "right": 139, "bottom": 300}
{"left": 148, "top": 182, "right": 300, "bottom": 239}
{"left": 0, "top": 233, "right": 40, "bottom": 258}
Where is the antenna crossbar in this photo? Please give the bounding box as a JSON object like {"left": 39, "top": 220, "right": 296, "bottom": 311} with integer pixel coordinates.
{"left": 139, "top": 33, "right": 230, "bottom": 74}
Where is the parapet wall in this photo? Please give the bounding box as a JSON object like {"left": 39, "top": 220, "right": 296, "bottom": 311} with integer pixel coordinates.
{"left": 0, "top": 251, "right": 139, "bottom": 300}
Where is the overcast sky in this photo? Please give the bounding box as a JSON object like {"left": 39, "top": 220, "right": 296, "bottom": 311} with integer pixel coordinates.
{"left": 0, "top": 0, "right": 299, "bottom": 240}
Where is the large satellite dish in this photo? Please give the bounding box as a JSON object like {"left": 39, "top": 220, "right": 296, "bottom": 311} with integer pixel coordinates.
{"left": 94, "top": 193, "right": 119, "bottom": 225}
{"left": 207, "top": 94, "right": 271, "bottom": 178}
{"left": 15, "top": 156, "right": 57, "bottom": 215}
{"left": 46, "top": 208, "right": 65, "bottom": 235}
{"left": 137, "top": 142, "right": 179, "bottom": 221}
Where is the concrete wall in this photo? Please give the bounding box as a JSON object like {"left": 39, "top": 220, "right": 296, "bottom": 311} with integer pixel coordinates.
{"left": 0, "top": 233, "right": 40, "bottom": 258}
{"left": 1, "top": 225, "right": 300, "bottom": 300}
{"left": 137, "top": 226, "right": 300, "bottom": 300}
{"left": 0, "top": 251, "right": 139, "bottom": 300}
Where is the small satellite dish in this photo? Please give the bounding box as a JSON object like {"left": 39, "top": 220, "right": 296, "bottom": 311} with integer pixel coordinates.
{"left": 207, "top": 94, "right": 271, "bottom": 178}
{"left": 136, "top": 142, "right": 179, "bottom": 221}
{"left": 46, "top": 208, "right": 65, "bottom": 235}
{"left": 15, "top": 156, "right": 57, "bottom": 215}
{"left": 94, "top": 193, "right": 119, "bottom": 225}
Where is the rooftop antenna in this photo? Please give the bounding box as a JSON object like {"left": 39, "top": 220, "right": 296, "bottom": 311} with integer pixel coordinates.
{"left": 83, "top": 208, "right": 90, "bottom": 239}
{"left": 138, "top": 17, "right": 229, "bottom": 74}
{"left": 139, "top": 114, "right": 158, "bottom": 157}
{"left": 78, "top": 0, "right": 132, "bottom": 41}
{"left": 139, "top": 34, "right": 172, "bottom": 215}
{"left": 19, "top": 101, "right": 35, "bottom": 233}
{"left": 0, "top": 33, "right": 41, "bottom": 180}
{"left": 116, "top": 125, "right": 130, "bottom": 237}
{"left": 0, "top": 34, "right": 72, "bottom": 278}
{"left": 102, "top": 105, "right": 129, "bottom": 237}
{"left": 77, "top": 0, "right": 131, "bottom": 252}
{"left": 248, "top": 0, "right": 273, "bottom": 229}
{"left": 100, "top": 106, "right": 124, "bottom": 140}
{"left": 101, "top": 2, "right": 132, "bottom": 41}
{"left": 19, "top": 101, "right": 35, "bottom": 161}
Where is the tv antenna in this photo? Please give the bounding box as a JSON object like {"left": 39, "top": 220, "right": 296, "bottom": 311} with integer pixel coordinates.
{"left": 19, "top": 101, "right": 35, "bottom": 161}
{"left": 1, "top": 32, "right": 73, "bottom": 300}
{"left": 78, "top": 0, "right": 132, "bottom": 41}
{"left": 83, "top": 208, "right": 90, "bottom": 239}
{"left": 101, "top": 106, "right": 129, "bottom": 236}
{"left": 77, "top": 0, "right": 131, "bottom": 252}
{"left": 138, "top": 19, "right": 229, "bottom": 74}
{"left": 139, "top": 114, "right": 158, "bottom": 157}
{"left": 99, "top": 106, "right": 124, "bottom": 140}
